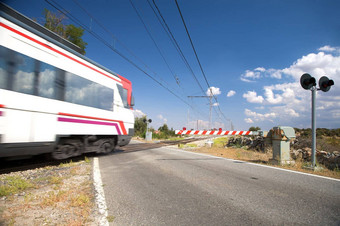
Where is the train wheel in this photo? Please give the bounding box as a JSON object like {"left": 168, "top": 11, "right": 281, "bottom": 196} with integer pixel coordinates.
{"left": 52, "top": 144, "right": 77, "bottom": 160}
{"left": 97, "top": 138, "right": 116, "bottom": 154}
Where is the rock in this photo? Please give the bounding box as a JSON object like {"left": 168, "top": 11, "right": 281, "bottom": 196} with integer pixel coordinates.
{"left": 291, "top": 149, "right": 303, "bottom": 160}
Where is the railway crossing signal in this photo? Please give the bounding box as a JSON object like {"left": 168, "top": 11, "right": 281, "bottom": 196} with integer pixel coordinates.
{"left": 300, "top": 73, "right": 316, "bottom": 90}
{"left": 318, "top": 76, "right": 334, "bottom": 92}
{"left": 300, "top": 73, "right": 335, "bottom": 169}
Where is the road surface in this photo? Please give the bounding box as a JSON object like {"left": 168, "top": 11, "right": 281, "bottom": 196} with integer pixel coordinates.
{"left": 98, "top": 141, "right": 340, "bottom": 225}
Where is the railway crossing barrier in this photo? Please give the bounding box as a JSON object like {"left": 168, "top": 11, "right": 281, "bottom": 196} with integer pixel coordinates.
{"left": 175, "top": 129, "right": 263, "bottom": 136}
{"left": 176, "top": 126, "right": 296, "bottom": 165}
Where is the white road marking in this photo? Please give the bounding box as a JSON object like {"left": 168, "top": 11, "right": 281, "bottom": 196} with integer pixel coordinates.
{"left": 93, "top": 157, "right": 109, "bottom": 226}
{"left": 164, "top": 147, "right": 340, "bottom": 182}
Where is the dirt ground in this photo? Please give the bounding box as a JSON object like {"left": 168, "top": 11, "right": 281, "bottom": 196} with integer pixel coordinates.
{"left": 0, "top": 160, "right": 99, "bottom": 226}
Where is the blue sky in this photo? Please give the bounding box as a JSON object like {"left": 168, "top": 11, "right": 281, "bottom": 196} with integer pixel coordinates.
{"left": 4, "top": 0, "right": 340, "bottom": 131}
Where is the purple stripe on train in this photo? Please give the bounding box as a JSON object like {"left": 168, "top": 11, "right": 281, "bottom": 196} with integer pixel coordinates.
{"left": 57, "top": 117, "right": 122, "bottom": 135}
{"left": 0, "top": 111, "right": 2, "bottom": 116}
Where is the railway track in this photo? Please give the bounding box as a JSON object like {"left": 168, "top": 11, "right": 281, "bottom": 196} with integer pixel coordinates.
{"left": 117, "top": 137, "right": 210, "bottom": 152}
{"left": 0, "top": 137, "right": 209, "bottom": 174}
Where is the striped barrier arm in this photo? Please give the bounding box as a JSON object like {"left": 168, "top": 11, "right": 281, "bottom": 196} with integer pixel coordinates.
{"left": 175, "top": 130, "right": 258, "bottom": 136}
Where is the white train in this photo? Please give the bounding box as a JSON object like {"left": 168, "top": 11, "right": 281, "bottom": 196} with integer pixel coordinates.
{"left": 0, "top": 3, "right": 134, "bottom": 159}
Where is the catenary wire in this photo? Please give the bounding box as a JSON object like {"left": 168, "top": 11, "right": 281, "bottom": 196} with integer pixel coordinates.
{"left": 128, "top": 0, "right": 179, "bottom": 86}
{"left": 174, "top": 0, "right": 233, "bottom": 128}
{"left": 150, "top": 0, "right": 206, "bottom": 96}
{"left": 72, "top": 0, "right": 174, "bottom": 90}
{"left": 45, "top": 0, "right": 209, "bottom": 120}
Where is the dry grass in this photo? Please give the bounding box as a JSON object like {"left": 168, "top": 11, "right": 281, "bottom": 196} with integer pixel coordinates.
{"left": 0, "top": 159, "right": 98, "bottom": 225}
{"left": 184, "top": 146, "right": 340, "bottom": 179}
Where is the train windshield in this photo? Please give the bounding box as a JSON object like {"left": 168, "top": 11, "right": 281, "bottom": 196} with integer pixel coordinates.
{"left": 117, "top": 84, "right": 128, "bottom": 108}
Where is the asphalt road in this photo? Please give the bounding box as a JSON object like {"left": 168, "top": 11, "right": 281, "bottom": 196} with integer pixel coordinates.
{"left": 99, "top": 142, "right": 340, "bottom": 225}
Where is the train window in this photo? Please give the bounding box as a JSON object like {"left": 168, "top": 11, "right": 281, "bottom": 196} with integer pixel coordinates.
{"left": 11, "top": 53, "right": 35, "bottom": 95}
{"left": 117, "top": 85, "right": 128, "bottom": 108}
{"left": 65, "top": 72, "right": 113, "bottom": 111}
{"left": 131, "top": 94, "right": 135, "bottom": 107}
{"left": 38, "top": 63, "right": 56, "bottom": 99}
{"left": 0, "top": 46, "right": 6, "bottom": 89}
{"left": 0, "top": 46, "right": 114, "bottom": 111}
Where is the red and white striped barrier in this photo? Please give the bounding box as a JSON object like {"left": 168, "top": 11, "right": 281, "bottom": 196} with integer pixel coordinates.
{"left": 175, "top": 130, "right": 255, "bottom": 136}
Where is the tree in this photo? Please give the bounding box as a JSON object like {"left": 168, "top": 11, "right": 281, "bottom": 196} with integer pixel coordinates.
{"left": 134, "top": 116, "right": 147, "bottom": 137}
{"left": 158, "top": 124, "right": 169, "bottom": 133}
{"left": 43, "top": 9, "right": 87, "bottom": 54}
{"left": 249, "top": 126, "right": 261, "bottom": 131}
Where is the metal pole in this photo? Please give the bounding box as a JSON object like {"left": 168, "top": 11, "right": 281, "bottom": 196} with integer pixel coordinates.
{"left": 311, "top": 87, "right": 316, "bottom": 168}
{"left": 209, "top": 95, "right": 212, "bottom": 129}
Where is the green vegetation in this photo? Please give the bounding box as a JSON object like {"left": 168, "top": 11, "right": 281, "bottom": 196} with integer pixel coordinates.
{"left": 213, "top": 137, "right": 229, "bottom": 147}
{"left": 43, "top": 9, "right": 87, "bottom": 54}
{"left": 153, "top": 123, "right": 177, "bottom": 139}
{"left": 294, "top": 128, "right": 340, "bottom": 137}
{"left": 134, "top": 117, "right": 178, "bottom": 139}
{"left": 134, "top": 116, "right": 148, "bottom": 138}
{"left": 107, "top": 215, "right": 115, "bottom": 222}
{"left": 249, "top": 126, "right": 261, "bottom": 131}
{"left": 0, "top": 176, "right": 33, "bottom": 196}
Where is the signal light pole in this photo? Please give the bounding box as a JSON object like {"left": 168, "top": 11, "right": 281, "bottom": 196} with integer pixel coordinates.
{"left": 300, "top": 73, "right": 334, "bottom": 169}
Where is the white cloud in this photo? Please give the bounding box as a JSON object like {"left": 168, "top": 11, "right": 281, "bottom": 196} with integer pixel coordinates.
{"left": 240, "top": 67, "right": 283, "bottom": 81}
{"left": 281, "top": 51, "right": 340, "bottom": 82}
{"left": 158, "top": 114, "right": 168, "bottom": 124}
{"left": 240, "top": 77, "right": 254, "bottom": 83}
{"left": 244, "top": 109, "right": 276, "bottom": 122}
{"left": 187, "top": 120, "right": 225, "bottom": 130}
{"left": 212, "top": 103, "right": 219, "bottom": 106}
{"left": 255, "top": 67, "right": 266, "bottom": 72}
{"left": 243, "top": 91, "right": 264, "bottom": 103}
{"left": 244, "top": 118, "right": 254, "bottom": 124}
{"left": 241, "top": 46, "right": 340, "bottom": 128}
{"left": 264, "top": 87, "right": 283, "bottom": 104}
{"left": 284, "top": 108, "right": 299, "bottom": 117}
{"left": 227, "top": 90, "right": 236, "bottom": 97}
{"left": 206, "top": 87, "right": 221, "bottom": 96}
{"left": 318, "top": 45, "right": 340, "bottom": 53}
{"left": 133, "top": 109, "right": 146, "bottom": 118}
{"left": 240, "top": 70, "right": 261, "bottom": 82}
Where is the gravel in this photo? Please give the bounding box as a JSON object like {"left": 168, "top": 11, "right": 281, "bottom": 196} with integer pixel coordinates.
{"left": 0, "top": 159, "right": 100, "bottom": 225}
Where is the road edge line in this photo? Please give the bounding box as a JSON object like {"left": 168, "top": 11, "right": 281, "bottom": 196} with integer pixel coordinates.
{"left": 164, "top": 147, "right": 340, "bottom": 182}
{"left": 93, "top": 157, "right": 109, "bottom": 226}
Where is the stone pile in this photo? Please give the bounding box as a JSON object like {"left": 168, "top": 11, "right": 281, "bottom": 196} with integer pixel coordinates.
{"left": 291, "top": 148, "right": 340, "bottom": 170}
{"left": 226, "top": 136, "right": 268, "bottom": 152}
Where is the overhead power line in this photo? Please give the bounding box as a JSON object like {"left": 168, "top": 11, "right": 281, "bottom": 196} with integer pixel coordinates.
{"left": 128, "top": 0, "right": 179, "bottom": 86}
{"left": 174, "top": 0, "right": 233, "bottom": 128}
{"left": 44, "top": 0, "right": 193, "bottom": 108}
{"left": 72, "top": 0, "right": 173, "bottom": 89}
{"left": 149, "top": 0, "right": 206, "bottom": 96}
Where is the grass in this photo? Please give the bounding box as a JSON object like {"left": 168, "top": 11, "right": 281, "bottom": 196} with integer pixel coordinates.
{"left": 168, "top": 137, "right": 185, "bottom": 141}
{"left": 40, "top": 190, "right": 69, "bottom": 207}
{"left": 48, "top": 176, "right": 63, "bottom": 185}
{"left": 107, "top": 215, "right": 115, "bottom": 222}
{"left": 70, "top": 191, "right": 90, "bottom": 207}
{"left": 84, "top": 156, "right": 91, "bottom": 163}
{"left": 59, "top": 160, "right": 76, "bottom": 168}
{"left": 0, "top": 159, "right": 95, "bottom": 225}
{"left": 0, "top": 176, "right": 34, "bottom": 197}
{"left": 185, "top": 143, "right": 198, "bottom": 148}
{"left": 213, "top": 137, "right": 229, "bottom": 147}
